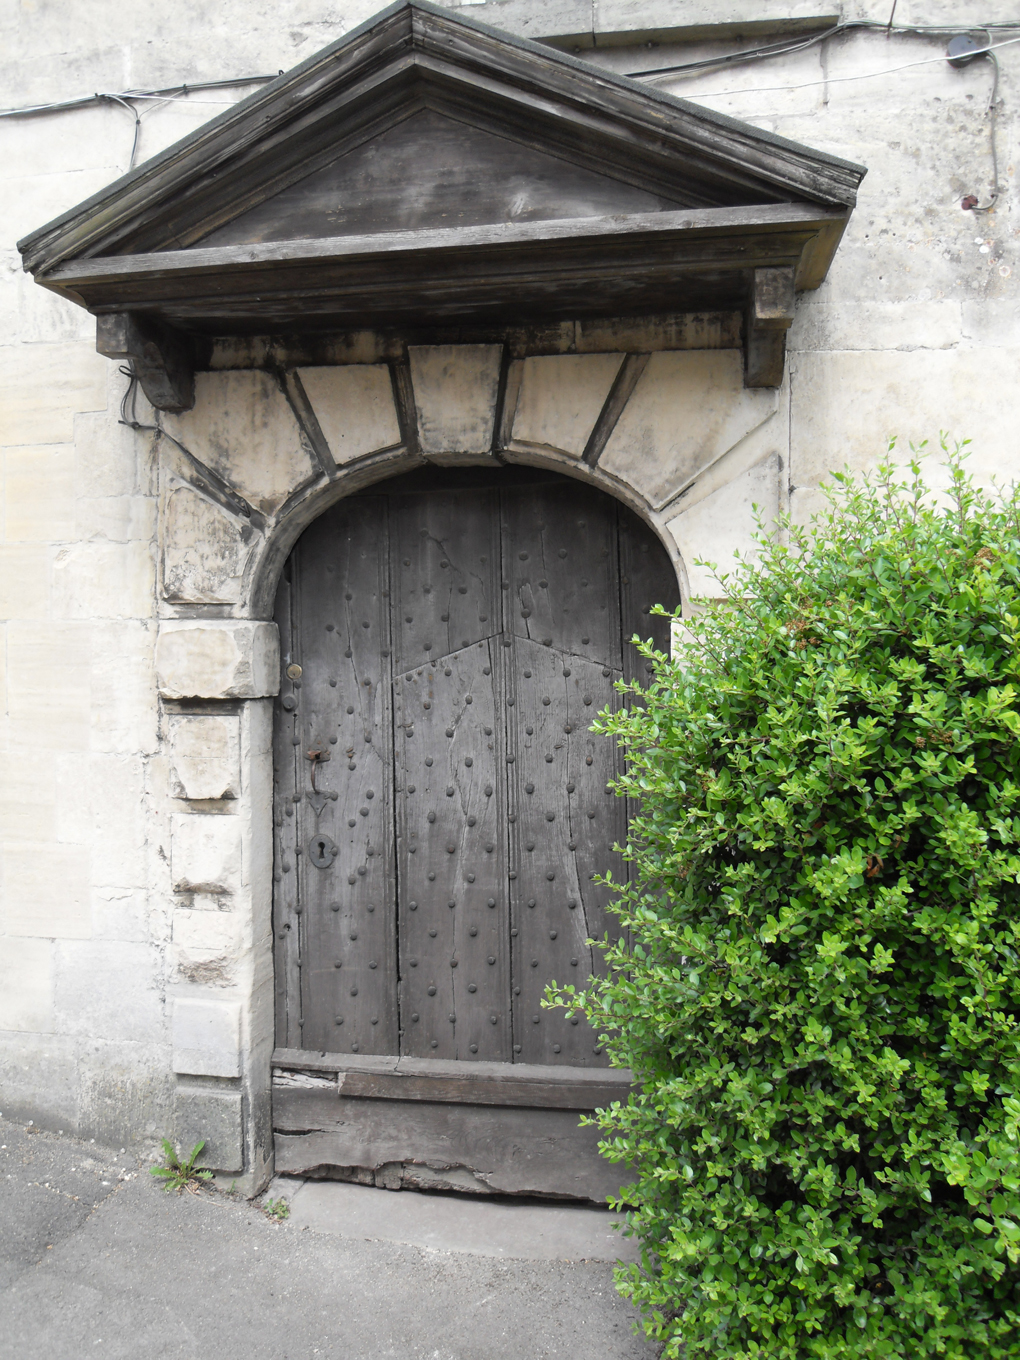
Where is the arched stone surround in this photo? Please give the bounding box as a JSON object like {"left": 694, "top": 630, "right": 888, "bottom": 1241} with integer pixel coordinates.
{"left": 151, "top": 328, "right": 786, "bottom": 1186}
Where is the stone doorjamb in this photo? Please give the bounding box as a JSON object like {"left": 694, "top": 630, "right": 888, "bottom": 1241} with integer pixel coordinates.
{"left": 150, "top": 331, "right": 787, "bottom": 1190}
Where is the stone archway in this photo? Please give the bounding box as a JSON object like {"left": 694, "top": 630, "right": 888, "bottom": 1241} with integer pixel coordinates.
{"left": 149, "top": 338, "right": 781, "bottom": 1191}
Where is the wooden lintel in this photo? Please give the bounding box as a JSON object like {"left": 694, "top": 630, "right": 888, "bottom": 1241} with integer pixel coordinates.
{"left": 95, "top": 311, "right": 196, "bottom": 412}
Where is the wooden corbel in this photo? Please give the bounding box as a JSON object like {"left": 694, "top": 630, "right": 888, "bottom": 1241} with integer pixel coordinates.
{"left": 744, "top": 266, "right": 796, "bottom": 389}
{"left": 96, "top": 311, "right": 196, "bottom": 412}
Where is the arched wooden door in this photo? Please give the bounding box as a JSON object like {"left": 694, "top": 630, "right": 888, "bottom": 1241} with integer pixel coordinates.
{"left": 272, "top": 466, "right": 678, "bottom": 1197}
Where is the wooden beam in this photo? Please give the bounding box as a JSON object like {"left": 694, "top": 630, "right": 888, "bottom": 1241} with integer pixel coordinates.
{"left": 272, "top": 1046, "right": 634, "bottom": 1109}
{"left": 51, "top": 203, "right": 847, "bottom": 290}
{"left": 272, "top": 1088, "right": 629, "bottom": 1200}
{"left": 744, "top": 264, "right": 795, "bottom": 389}
{"left": 95, "top": 311, "right": 196, "bottom": 412}
{"left": 751, "top": 264, "right": 796, "bottom": 330}
{"left": 44, "top": 205, "right": 844, "bottom": 337}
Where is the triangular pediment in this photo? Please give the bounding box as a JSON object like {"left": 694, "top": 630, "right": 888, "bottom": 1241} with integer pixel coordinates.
{"left": 198, "top": 109, "right": 682, "bottom": 247}
{"left": 20, "top": 0, "right": 864, "bottom": 272}
{"left": 19, "top": 0, "right": 866, "bottom": 364}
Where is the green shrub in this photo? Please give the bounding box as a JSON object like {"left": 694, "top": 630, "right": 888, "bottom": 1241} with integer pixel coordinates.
{"left": 553, "top": 447, "right": 1020, "bottom": 1357}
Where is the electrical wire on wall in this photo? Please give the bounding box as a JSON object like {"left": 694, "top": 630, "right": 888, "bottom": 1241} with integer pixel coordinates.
{"left": 0, "top": 75, "right": 281, "bottom": 176}
{"left": 617, "top": 20, "right": 1015, "bottom": 215}
{"left": 621, "top": 19, "right": 1020, "bottom": 81}
{"left": 973, "top": 51, "right": 1001, "bottom": 214}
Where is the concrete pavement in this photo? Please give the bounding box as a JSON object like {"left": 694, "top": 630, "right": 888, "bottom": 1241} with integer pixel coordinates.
{"left": 0, "top": 1117, "right": 659, "bottom": 1359}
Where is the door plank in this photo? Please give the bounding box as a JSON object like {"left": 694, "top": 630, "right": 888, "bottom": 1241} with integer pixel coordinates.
{"left": 389, "top": 487, "right": 502, "bottom": 674}
{"left": 503, "top": 480, "right": 622, "bottom": 669}
{"left": 394, "top": 640, "right": 510, "bottom": 1061}
{"left": 508, "top": 637, "right": 626, "bottom": 1065}
{"left": 335, "top": 1070, "right": 629, "bottom": 1109}
{"left": 272, "top": 1090, "right": 630, "bottom": 1201}
{"left": 273, "top": 562, "right": 303, "bottom": 1049}
{"left": 272, "top": 1049, "right": 633, "bottom": 1108}
{"left": 290, "top": 498, "right": 397, "bottom": 1054}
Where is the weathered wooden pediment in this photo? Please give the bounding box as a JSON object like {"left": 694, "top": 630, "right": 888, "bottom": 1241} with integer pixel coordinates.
{"left": 198, "top": 109, "right": 683, "bottom": 247}
{"left": 18, "top": 0, "right": 866, "bottom": 404}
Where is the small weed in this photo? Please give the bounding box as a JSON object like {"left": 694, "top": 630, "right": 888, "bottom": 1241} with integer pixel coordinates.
{"left": 150, "top": 1138, "right": 213, "bottom": 1194}
{"left": 263, "top": 1196, "right": 290, "bottom": 1222}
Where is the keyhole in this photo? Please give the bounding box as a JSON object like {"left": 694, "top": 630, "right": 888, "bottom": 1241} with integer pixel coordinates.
{"left": 308, "top": 832, "right": 339, "bottom": 869}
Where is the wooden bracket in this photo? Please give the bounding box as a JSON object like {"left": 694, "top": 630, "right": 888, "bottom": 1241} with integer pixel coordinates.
{"left": 744, "top": 265, "right": 796, "bottom": 389}
{"left": 96, "top": 311, "right": 196, "bottom": 412}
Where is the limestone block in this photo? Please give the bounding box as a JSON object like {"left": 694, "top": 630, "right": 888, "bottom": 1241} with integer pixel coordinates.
{"left": 155, "top": 620, "right": 280, "bottom": 700}
{"left": 789, "top": 485, "right": 828, "bottom": 530}
{"left": 53, "top": 540, "right": 155, "bottom": 620}
{"left": 600, "top": 351, "right": 778, "bottom": 509}
{"left": 297, "top": 364, "right": 402, "bottom": 465}
{"left": 3, "top": 842, "right": 92, "bottom": 939}
{"left": 0, "top": 748, "right": 56, "bottom": 841}
{"left": 73, "top": 409, "right": 147, "bottom": 500}
{"left": 172, "top": 908, "right": 242, "bottom": 987}
{"left": 170, "top": 814, "right": 242, "bottom": 897}
{"left": 174, "top": 1086, "right": 243, "bottom": 1172}
{"left": 0, "top": 341, "right": 108, "bottom": 446}
{"left": 91, "top": 753, "right": 148, "bottom": 890}
{"left": 76, "top": 496, "right": 156, "bottom": 544}
{"left": 0, "top": 108, "right": 130, "bottom": 181}
{"left": 173, "top": 908, "right": 241, "bottom": 953}
{"left": 0, "top": 545, "right": 50, "bottom": 619}
{"left": 162, "top": 483, "right": 252, "bottom": 605}
{"left": 172, "top": 998, "right": 242, "bottom": 1078}
{"left": 91, "top": 887, "right": 151, "bottom": 944}
{"left": 169, "top": 714, "right": 241, "bottom": 802}
{"left": 164, "top": 370, "right": 318, "bottom": 516}
{"left": 77, "top": 1037, "right": 175, "bottom": 1148}
{"left": 788, "top": 348, "right": 1020, "bottom": 492}
{"left": 3, "top": 444, "right": 76, "bottom": 542}
{"left": 91, "top": 620, "right": 159, "bottom": 757}
{"left": 0, "top": 937, "right": 54, "bottom": 1032}
{"left": 666, "top": 454, "right": 781, "bottom": 597}
{"left": 54, "top": 940, "right": 163, "bottom": 1043}
{"left": 961, "top": 300, "right": 1020, "bottom": 350}
{"left": 53, "top": 751, "right": 91, "bottom": 846}
{"left": 408, "top": 345, "right": 503, "bottom": 461}
{"left": 2, "top": 166, "right": 114, "bottom": 264}
{"left": 5, "top": 621, "right": 93, "bottom": 752}
{"left": 5, "top": 256, "right": 94, "bottom": 348}
{"left": 509, "top": 353, "right": 624, "bottom": 457}
{"left": 790, "top": 299, "right": 962, "bottom": 354}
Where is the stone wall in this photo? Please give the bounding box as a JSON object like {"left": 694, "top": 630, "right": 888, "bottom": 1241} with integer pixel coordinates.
{"left": 1, "top": 0, "right": 1018, "bottom": 1183}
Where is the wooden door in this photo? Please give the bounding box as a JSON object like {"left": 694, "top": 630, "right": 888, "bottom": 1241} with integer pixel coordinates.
{"left": 272, "top": 467, "right": 678, "bottom": 1194}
